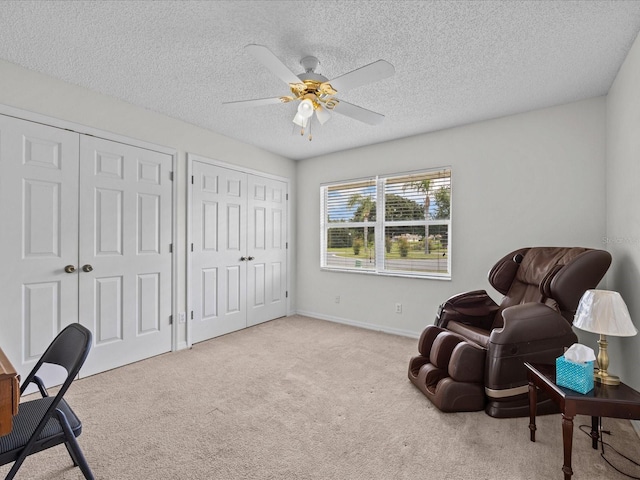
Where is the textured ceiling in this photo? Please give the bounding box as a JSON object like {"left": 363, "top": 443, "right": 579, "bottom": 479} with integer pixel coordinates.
{"left": 1, "top": 1, "right": 640, "bottom": 160}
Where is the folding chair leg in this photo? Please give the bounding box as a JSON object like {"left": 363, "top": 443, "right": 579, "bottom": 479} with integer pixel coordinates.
{"left": 4, "top": 454, "right": 27, "bottom": 480}
{"left": 64, "top": 440, "right": 80, "bottom": 466}
{"left": 64, "top": 436, "right": 94, "bottom": 480}
{"left": 58, "top": 411, "right": 94, "bottom": 480}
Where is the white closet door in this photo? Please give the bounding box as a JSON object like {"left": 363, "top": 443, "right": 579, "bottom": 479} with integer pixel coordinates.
{"left": 0, "top": 114, "right": 174, "bottom": 382}
{"left": 191, "top": 161, "right": 247, "bottom": 343}
{"left": 78, "top": 136, "right": 173, "bottom": 377}
{"left": 246, "top": 175, "right": 287, "bottom": 326}
{"left": 0, "top": 115, "right": 80, "bottom": 382}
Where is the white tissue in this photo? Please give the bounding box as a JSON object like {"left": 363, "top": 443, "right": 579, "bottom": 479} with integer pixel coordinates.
{"left": 564, "top": 343, "right": 596, "bottom": 364}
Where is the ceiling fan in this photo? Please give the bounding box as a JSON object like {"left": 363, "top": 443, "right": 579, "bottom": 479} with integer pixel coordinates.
{"left": 223, "top": 44, "right": 395, "bottom": 140}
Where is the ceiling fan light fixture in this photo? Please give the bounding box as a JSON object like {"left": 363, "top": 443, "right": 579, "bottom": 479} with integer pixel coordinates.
{"left": 226, "top": 45, "right": 395, "bottom": 143}
{"left": 315, "top": 105, "right": 331, "bottom": 125}
{"left": 292, "top": 112, "right": 309, "bottom": 128}
{"left": 297, "top": 98, "right": 315, "bottom": 119}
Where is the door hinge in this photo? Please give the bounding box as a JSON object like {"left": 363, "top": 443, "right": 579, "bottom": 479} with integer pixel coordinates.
{"left": 191, "top": 175, "right": 194, "bottom": 184}
{"left": 191, "top": 311, "right": 194, "bottom": 320}
{"left": 169, "top": 243, "right": 173, "bottom": 253}
{"left": 169, "top": 171, "right": 174, "bottom": 181}
{"left": 286, "top": 193, "right": 289, "bottom": 201}
{"left": 169, "top": 315, "right": 173, "bottom": 325}
{"left": 191, "top": 243, "right": 194, "bottom": 252}
{"left": 286, "top": 291, "right": 288, "bottom": 298}
{"left": 286, "top": 242, "right": 288, "bottom": 249}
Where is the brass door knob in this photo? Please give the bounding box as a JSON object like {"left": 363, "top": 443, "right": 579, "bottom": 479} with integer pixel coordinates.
{"left": 82, "top": 264, "right": 93, "bottom": 273}
{"left": 64, "top": 265, "right": 76, "bottom": 274}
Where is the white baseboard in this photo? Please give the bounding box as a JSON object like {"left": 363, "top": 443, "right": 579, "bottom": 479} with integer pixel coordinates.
{"left": 295, "top": 310, "right": 421, "bottom": 339}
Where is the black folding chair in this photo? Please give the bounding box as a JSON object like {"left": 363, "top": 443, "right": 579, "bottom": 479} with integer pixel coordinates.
{"left": 0, "top": 323, "right": 94, "bottom": 479}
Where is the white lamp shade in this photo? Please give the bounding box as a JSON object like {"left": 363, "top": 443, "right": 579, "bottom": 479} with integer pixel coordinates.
{"left": 315, "top": 105, "right": 331, "bottom": 125}
{"left": 292, "top": 113, "right": 309, "bottom": 128}
{"left": 574, "top": 289, "right": 638, "bottom": 337}
{"left": 297, "top": 98, "right": 314, "bottom": 119}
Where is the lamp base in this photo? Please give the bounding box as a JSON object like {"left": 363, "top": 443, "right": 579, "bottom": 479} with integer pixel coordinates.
{"left": 594, "top": 370, "right": 620, "bottom": 386}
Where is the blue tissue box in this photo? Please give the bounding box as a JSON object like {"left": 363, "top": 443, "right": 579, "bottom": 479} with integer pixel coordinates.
{"left": 556, "top": 356, "right": 594, "bottom": 394}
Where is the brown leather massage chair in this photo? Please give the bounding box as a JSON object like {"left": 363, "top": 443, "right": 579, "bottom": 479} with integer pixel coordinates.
{"left": 408, "top": 247, "right": 611, "bottom": 418}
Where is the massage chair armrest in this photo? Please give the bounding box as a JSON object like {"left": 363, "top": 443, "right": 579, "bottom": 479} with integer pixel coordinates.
{"left": 489, "top": 303, "right": 575, "bottom": 345}
{"left": 436, "top": 290, "right": 500, "bottom": 330}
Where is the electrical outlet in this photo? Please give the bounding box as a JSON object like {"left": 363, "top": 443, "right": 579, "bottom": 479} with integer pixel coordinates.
{"left": 395, "top": 303, "right": 402, "bottom": 314}
{"left": 335, "top": 296, "right": 341, "bottom": 304}
{"left": 178, "top": 312, "right": 186, "bottom": 324}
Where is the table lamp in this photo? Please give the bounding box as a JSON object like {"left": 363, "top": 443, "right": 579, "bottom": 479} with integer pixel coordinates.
{"left": 573, "top": 289, "right": 637, "bottom": 385}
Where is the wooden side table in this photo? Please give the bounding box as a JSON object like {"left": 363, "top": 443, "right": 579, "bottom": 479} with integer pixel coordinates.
{"left": 0, "top": 347, "right": 19, "bottom": 436}
{"left": 525, "top": 362, "right": 640, "bottom": 480}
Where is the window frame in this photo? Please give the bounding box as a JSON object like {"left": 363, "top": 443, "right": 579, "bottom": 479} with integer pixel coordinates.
{"left": 320, "top": 167, "right": 452, "bottom": 280}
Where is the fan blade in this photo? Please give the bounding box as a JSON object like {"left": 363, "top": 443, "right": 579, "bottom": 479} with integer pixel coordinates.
{"left": 326, "top": 60, "right": 395, "bottom": 93}
{"left": 245, "top": 44, "right": 301, "bottom": 86}
{"left": 223, "top": 96, "right": 292, "bottom": 108}
{"left": 315, "top": 105, "right": 331, "bottom": 125}
{"left": 332, "top": 100, "right": 385, "bottom": 125}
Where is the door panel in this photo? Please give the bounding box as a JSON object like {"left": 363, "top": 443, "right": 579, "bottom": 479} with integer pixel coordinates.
{"left": 191, "top": 162, "right": 247, "bottom": 343}
{"left": 78, "top": 136, "right": 172, "bottom": 377}
{"left": 202, "top": 268, "right": 218, "bottom": 318}
{"left": 138, "top": 193, "right": 161, "bottom": 253}
{"left": 138, "top": 272, "right": 161, "bottom": 333}
{"left": 95, "top": 276, "right": 123, "bottom": 344}
{"left": 227, "top": 203, "right": 242, "bottom": 250}
{"left": 226, "top": 266, "right": 242, "bottom": 313}
{"left": 246, "top": 175, "right": 287, "bottom": 326}
{"left": 0, "top": 115, "right": 79, "bottom": 383}
{"left": 95, "top": 188, "right": 123, "bottom": 254}
{"left": 23, "top": 282, "right": 61, "bottom": 359}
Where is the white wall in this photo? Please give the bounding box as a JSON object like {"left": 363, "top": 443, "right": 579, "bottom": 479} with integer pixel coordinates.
{"left": 296, "top": 98, "right": 607, "bottom": 337}
{"left": 0, "top": 58, "right": 297, "bottom": 347}
{"left": 0, "top": 55, "right": 617, "bottom": 360}
{"left": 605, "top": 31, "right": 640, "bottom": 391}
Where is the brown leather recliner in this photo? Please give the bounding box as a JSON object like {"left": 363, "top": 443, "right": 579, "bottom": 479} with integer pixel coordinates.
{"left": 408, "top": 247, "right": 612, "bottom": 418}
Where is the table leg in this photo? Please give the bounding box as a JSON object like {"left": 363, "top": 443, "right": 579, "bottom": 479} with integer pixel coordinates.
{"left": 528, "top": 379, "right": 537, "bottom": 442}
{"left": 590, "top": 416, "right": 599, "bottom": 450}
{"left": 562, "top": 414, "right": 574, "bottom": 480}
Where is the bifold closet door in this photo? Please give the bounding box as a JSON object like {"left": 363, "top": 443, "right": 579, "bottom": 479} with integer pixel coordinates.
{"left": 78, "top": 135, "right": 173, "bottom": 377}
{"left": 0, "top": 114, "right": 173, "bottom": 381}
{"left": 190, "top": 161, "right": 288, "bottom": 344}
{"left": 0, "top": 115, "right": 80, "bottom": 383}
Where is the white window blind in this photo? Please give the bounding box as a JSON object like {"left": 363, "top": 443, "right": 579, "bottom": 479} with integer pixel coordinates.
{"left": 321, "top": 168, "right": 451, "bottom": 278}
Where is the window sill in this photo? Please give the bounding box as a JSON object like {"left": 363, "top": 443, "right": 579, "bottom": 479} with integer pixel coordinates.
{"left": 320, "top": 266, "right": 451, "bottom": 281}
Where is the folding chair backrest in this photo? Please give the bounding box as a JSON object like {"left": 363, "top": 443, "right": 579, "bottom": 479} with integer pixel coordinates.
{"left": 20, "top": 323, "right": 92, "bottom": 396}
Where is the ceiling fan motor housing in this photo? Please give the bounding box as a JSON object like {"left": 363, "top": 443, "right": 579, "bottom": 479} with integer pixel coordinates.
{"left": 300, "top": 55, "right": 320, "bottom": 72}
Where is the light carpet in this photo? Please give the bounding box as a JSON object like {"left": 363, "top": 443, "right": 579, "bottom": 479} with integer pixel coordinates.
{"left": 2, "top": 315, "right": 640, "bottom": 479}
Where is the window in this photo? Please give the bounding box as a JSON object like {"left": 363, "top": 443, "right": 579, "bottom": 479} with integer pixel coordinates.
{"left": 321, "top": 168, "right": 451, "bottom": 279}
